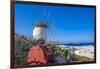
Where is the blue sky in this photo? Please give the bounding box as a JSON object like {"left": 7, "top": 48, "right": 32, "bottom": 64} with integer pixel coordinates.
{"left": 15, "top": 4, "right": 95, "bottom": 42}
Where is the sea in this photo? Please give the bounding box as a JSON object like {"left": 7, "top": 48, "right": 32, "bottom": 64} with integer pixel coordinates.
{"left": 64, "top": 42, "right": 94, "bottom": 46}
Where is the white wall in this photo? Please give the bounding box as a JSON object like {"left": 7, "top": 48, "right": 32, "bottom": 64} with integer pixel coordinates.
{"left": 0, "top": 0, "right": 100, "bottom": 69}
{"left": 33, "top": 27, "right": 47, "bottom": 42}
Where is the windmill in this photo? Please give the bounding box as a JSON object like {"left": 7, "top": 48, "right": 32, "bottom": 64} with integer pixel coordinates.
{"left": 27, "top": 7, "right": 54, "bottom": 65}
{"left": 33, "top": 20, "right": 48, "bottom": 45}
{"left": 32, "top": 7, "right": 55, "bottom": 45}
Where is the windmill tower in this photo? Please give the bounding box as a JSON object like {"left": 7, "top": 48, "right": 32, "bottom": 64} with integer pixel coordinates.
{"left": 33, "top": 20, "right": 48, "bottom": 44}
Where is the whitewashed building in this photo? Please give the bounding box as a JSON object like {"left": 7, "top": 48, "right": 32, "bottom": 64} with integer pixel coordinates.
{"left": 68, "top": 48, "right": 80, "bottom": 55}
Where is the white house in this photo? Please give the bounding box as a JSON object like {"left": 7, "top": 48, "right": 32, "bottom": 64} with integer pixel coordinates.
{"left": 68, "top": 48, "right": 80, "bottom": 55}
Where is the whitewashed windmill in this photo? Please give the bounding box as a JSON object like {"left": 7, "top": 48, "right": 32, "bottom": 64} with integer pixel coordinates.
{"left": 32, "top": 7, "right": 54, "bottom": 45}
{"left": 33, "top": 20, "right": 48, "bottom": 44}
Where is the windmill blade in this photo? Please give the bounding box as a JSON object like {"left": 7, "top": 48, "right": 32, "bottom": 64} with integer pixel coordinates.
{"left": 44, "top": 7, "right": 47, "bottom": 19}
{"left": 43, "top": 7, "right": 56, "bottom": 43}
{"left": 32, "top": 7, "right": 42, "bottom": 26}
{"left": 47, "top": 29, "right": 51, "bottom": 42}
{"left": 49, "top": 26, "right": 55, "bottom": 42}
{"left": 43, "top": 7, "right": 49, "bottom": 26}
{"left": 42, "top": 6, "right": 57, "bottom": 44}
